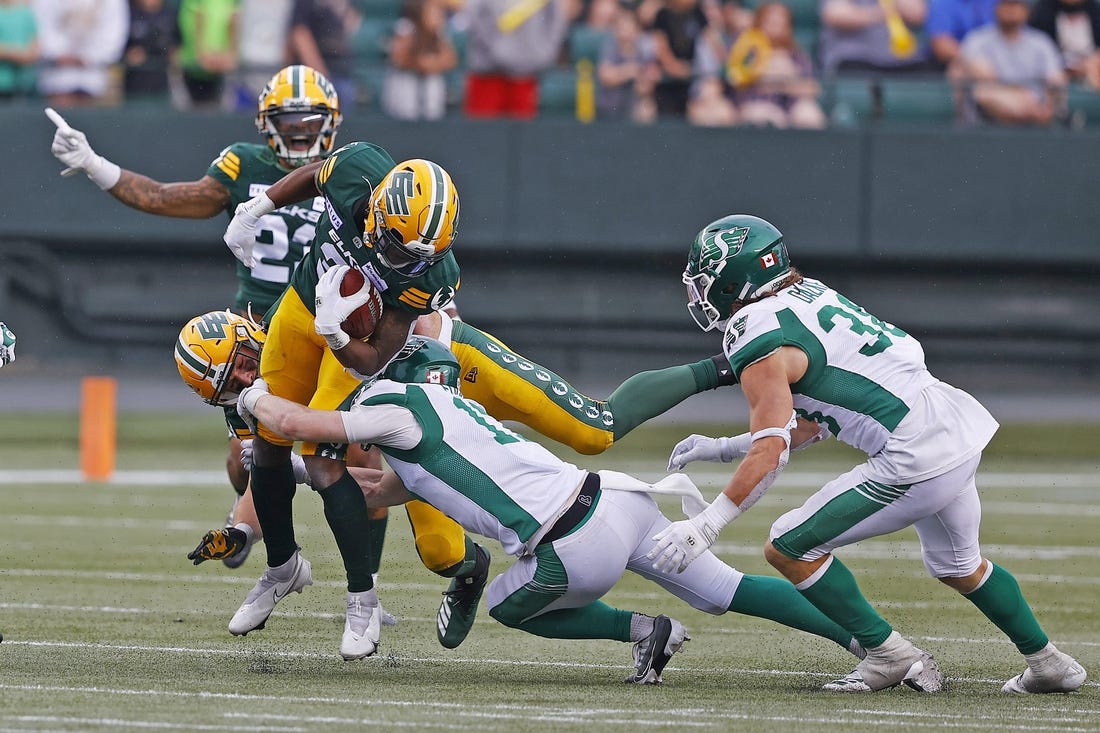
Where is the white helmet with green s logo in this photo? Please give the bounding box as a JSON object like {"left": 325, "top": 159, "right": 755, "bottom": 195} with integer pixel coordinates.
{"left": 683, "top": 214, "right": 791, "bottom": 331}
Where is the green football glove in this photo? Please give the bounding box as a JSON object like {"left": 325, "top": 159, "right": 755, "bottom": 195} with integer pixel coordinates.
{"left": 187, "top": 527, "right": 248, "bottom": 565}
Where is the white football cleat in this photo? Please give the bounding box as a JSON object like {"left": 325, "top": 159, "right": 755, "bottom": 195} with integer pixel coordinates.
{"left": 1002, "top": 644, "right": 1087, "bottom": 694}
{"left": 824, "top": 632, "right": 943, "bottom": 693}
{"left": 341, "top": 588, "right": 382, "bottom": 660}
{"left": 228, "top": 551, "right": 312, "bottom": 635}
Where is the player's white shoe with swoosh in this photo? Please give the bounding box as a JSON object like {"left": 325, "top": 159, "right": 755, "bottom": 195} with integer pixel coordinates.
{"left": 623, "top": 615, "right": 690, "bottom": 684}
{"left": 228, "top": 550, "right": 312, "bottom": 635}
{"left": 341, "top": 588, "right": 382, "bottom": 660}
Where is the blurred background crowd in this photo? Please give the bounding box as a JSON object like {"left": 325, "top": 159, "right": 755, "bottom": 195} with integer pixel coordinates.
{"left": 3, "top": 0, "right": 1099, "bottom": 130}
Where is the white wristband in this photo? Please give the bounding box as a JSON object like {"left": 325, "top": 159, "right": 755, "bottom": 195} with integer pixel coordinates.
{"left": 324, "top": 329, "right": 351, "bottom": 351}
{"left": 88, "top": 157, "right": 121, "bottom": 190}
{"left": 242, "top": 192, "right": 276, "bottom": 217}
{"left": 702, "top": 492, "right": 742, "bottom": 529}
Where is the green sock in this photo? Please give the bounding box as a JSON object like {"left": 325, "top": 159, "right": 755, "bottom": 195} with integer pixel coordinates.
{"left": 319, "top": 471, "right": 375, "bottom": 593}
{"left": 365, "top": 514, "right": 388, "bottom": 576}
{"left": 729, "top": 575, "right": 856, "bottom": 650}
{"left": 607, "top": 358, "right": 721, "bottom": 441}
{"left": 498, "top": 601, "right": 633, "bottom": 641}
{"left": 434, "top": 535, "right": 478, "bottom": 578}
{"left": 250, "top": 462, "right": 298, "bottom": 567}
{"left": 797, "top": 557, "right": 893, "bottom": 649}
{"left": 963, "top": 563, "right": 1049, "bottom": 654}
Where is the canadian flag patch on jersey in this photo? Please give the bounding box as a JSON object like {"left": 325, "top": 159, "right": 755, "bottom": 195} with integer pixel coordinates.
{"left": 760, "top": 253, "right": 777, "bottom": 268}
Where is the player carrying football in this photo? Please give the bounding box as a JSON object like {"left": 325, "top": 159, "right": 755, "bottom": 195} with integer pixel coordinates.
{"left": 220, "top": 148, "right": 489, "bottom": 661}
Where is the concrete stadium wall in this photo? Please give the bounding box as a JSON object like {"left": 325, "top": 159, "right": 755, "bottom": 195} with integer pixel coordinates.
{"left": 1, "top": 105, "right": 1097, "bottom": 389}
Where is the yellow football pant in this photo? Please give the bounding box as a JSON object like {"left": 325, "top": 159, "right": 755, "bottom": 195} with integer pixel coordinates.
{"left": 260, "top": 287, "right": 468, "bottom": 574}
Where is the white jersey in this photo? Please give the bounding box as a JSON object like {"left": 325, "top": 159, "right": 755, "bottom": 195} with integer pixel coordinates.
{"left": 341, "top": 379, "right": 588, "bottom": 555}
{"left": 723, "top": 278, "right": 998, "bottom": 483}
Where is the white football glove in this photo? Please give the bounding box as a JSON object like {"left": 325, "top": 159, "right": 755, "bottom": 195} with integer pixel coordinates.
{"left": 46, "top": 107, "right": 121, "bottom": 190}
{"left": 667, "top": 433, "right": 752, "bottom": 472}
{"left": 0, "top": 322, "right": 15, "bottom": 368}
{"left": 240, "top": 438, "right": 311, "bottom": 486}
{"left": 236, "top": 378, "right": 269, "bottom": 433}
{"left": 314, "top": 265, "right": 375, "bottom": 349}
{"left": 647, "top": 493, "right": 741, "bottom": 574}
{"left": 223, "top": 193, "right": 275, "bottom": 268}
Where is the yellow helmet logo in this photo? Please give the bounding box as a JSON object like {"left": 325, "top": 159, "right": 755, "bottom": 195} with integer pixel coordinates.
{"left": 368, "top": 159, "right": 460, "bottom": 276}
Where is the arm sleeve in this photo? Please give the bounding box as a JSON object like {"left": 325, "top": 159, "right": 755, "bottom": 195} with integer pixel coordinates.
{"left": 340, "top": 402, "right": 424, "bottom": 448}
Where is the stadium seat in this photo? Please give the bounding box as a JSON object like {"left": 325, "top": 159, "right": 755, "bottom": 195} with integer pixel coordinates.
{"left": 353, "top": 0, "right": 403, "bottom": 19}
{"left": 1067, "top": 85, "right": 1100, "bottom": 127}
{"left": 821, "top": 76, "right": 874, "bottom": 126}
{"left": 539, "top": 69, "right": 577, "bottom": 117}
{"left": 569, "top": 26, "right": 610, "bottom": 65}
{"left": 351, "top": 17, "right": 396, "bottom": 65}
{"left": 880, "top": 78, "right": 958, "bottom": 125}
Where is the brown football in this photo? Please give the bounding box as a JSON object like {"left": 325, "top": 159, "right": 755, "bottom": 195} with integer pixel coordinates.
{"left": 338, "top": 267, "right": 384, "bottom": 340}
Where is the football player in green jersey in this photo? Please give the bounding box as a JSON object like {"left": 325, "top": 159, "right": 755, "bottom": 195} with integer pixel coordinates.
{"left": 221, "top": 152, "right": 481, "bottom": 660}
{"left": 652, "top": 214, "right": 1087, "bottom": 695}
{"left": 44, "top": 66, "right": 397, "bottom": 575}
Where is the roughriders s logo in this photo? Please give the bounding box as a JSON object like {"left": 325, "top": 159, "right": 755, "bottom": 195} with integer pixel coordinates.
{"left": 724, "top": 314, "right": 748, "bottom": 349}
{"left": 699, "top": 227, "right": 750, "bottom": 267}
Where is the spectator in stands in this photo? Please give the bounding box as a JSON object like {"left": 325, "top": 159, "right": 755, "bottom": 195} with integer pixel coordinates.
{"left": 597, "top": 2, "right": 660, "bottom": 120}
{"left": 651, "top": 0, "right": 710, "bottom": 117}
{"left": 288, "top": 0, "right": 361, "bottom": 108}
{"left": 463, "top": 0, "right": 570, "bottom": 119}
{"left": 728, "top": 2, "right": 827, "bottom": 126}
{"left": 383, "top": 0, "right": 458, "bottom": 119}
{"left": 177, "top": 0, "right": 238, "bottom": 109}
{"left": 586, "top": 0, "right": 623, "bottom": 29}
{"left": 1030, "top": 0, "right": 1100, "bottom": 88}
{"left": 959, "top": 0, "right": 1067, "bottom": 124}
{"left": 686, "top": 0, "right": 740, "bottom": 125}
{"left": 32, "top": 0, "right": 129, "bottom": 106}
{"left": 233, "top": 0, "right": 295, "bottom": 108}
{"left": 0, "top": 0, "right": 39, "bottom": 100}
{"left": 926, "top": 0, "right": 998, "bottom": 68}
{"left": 819, "top": 0, "right": 931, "bottom": 73}
{"left": 123, "top": 0, "right": 179, "bottom": 102}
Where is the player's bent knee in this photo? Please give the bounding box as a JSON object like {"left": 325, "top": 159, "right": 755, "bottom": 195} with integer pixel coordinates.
{"left": 415, "top": 532, "right": 467, "bottom": 573}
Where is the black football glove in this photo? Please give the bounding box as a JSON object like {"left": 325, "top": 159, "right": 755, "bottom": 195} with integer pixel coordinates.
{"left": 187, "top": 527, "right": 248, "bottom": 565}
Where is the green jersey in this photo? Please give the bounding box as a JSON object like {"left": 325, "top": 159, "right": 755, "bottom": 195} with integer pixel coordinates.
{"left": 289, "top": 141, "right": 461, "bottom": 317}
{"left": 207, "top": 142, "right": 325, "bottom": 313}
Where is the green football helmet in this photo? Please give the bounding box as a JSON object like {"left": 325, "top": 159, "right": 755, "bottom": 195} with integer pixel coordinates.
{"left": 384, "top": 336, "right": 461, "bottom": 389}
{"left": 683, "top": 214, "right": 792, "bottom": 331}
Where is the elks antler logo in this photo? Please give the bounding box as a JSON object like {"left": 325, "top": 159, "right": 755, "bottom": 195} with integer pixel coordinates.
{"left": 699, "top": 227, "right": 750, "bottom": 266}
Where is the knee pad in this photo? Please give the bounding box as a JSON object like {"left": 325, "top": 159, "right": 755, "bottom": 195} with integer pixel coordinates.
{"left": 923, "top": 547, "right": 983, "bottom": 579}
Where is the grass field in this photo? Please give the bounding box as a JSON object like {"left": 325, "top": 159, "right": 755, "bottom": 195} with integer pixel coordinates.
{"left": 1, "top": 411, "right": 1098, "bottom": 732}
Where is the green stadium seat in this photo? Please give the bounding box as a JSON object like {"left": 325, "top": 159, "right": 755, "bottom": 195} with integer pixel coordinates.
{"left": 569, "top": 26, "right": 610, "bottom": 65}
{"left": 539, "top": 69, "right": 577, "bottom": 117}
{"left": 747, "top": 0, "right": 820, "bottom": 31}
{"left": 1067, "top": 85, "right": 1100, "bottom": 127}
{"left": 821, "top": 76, "right": 874, "bottom": 126}
{"left": 880, "top": 78, "right": 958, "bottom": 125}
{"left": 351, "top": 18, "right": 396, "bottom": 64}
{"left": 353, "top": 0, "right": 404, "bottom": 19}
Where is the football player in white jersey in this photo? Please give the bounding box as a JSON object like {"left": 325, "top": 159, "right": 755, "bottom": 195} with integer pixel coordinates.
{"left": 650, "top": 214, "right": 1087, "bottom": 694}
{"left": 234, "top": 334, "right": 869, "bottom": 684}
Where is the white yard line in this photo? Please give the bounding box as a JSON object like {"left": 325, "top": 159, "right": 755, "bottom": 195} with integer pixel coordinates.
{"left": 0, "top": 684, "right": 1094, "bottom": 732}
